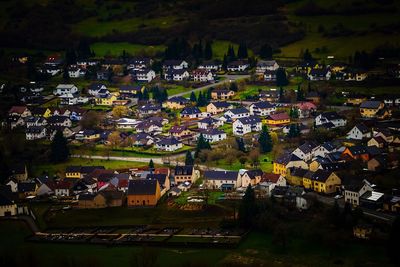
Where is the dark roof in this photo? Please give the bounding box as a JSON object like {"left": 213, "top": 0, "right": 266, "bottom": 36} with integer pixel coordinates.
{"left": 199, "top": 117, "right": 218, "bottom": 124}
{"left": 228, "top": 107, "right": 249, "bottom": 115}
{"left": 157, "top": 137, "right": 181, "bottom": 146}
{"left": 275, "top": 153, "right": 302, "bottom": 165}
{"left": 204, "top": 170, "right": 238, "bottom": 181}
{"left": 168, "top": 96, "right": 189, "bottom": 103}
{"left": 47, "top": 116, "right": 70, "bottom": 124}
{"left": 210, "top": 101, "right": 231, "bottom": 108}
{"left": 355, "top": 123, "right": 369, "bottom": 134}
{"left": 78, "top": 194, "right": 96, "bottom": 201}
{"left": 128, "top": 179, "right": 158, "bottom": 195}
{"left": 289, "top": 167, "right": 308, "bottom": 177}
{"left": 199, "top": 128, "right": 225, "bottom": 136}
{"left": 147, "top": 173, "right": 168, "bottom": 186}
{"left": 181, "top": 107, "right": 201, "bottom": 115}
{"left": 251, "top": 101, "right": 275, "bottom": 109}
{"left": 312, "top": 169, "right": 333, "bottom": 182}
{"left": 174, "top": 165, "right": 193, "bottom": 175}
{"left": 320, "top": 111, "right": 345, "bottom": 121}
{"left": 17, "top": 182, "right": 36, "bottom": 192}
{"left": 244, "top": 169, "right": 263, "bottom": 179}
{"left": 348, "top": 145, "right": 368, "bottom": 155}
{"left": 360, "top": 101, "right": 382, "bottom": 109}
{"left": 237, "top": 116, "right": 261, "bottom": 125}
{"left": 297, "top": 141, "right": 319, "bottom": 154}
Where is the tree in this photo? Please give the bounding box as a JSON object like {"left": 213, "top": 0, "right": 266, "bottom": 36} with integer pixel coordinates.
{"left": 112, "top": 105, "right": 129, "bottom": 118}
{"left": 197, "top": 91, "right": 207, "bottom": 107}
{"left": 204, "top": 41, "right": 213, "bottom": 60}
{"left": 80, "top": 111, "right": 102, "bottom": 129}
{"left": 296, "top": 85, "right": 304, "bottom": 101}
{"left": 276, "top": 68, "right": 288, "bottom": 87}
{"left": 65, "top": 48, "right": 77, "bottom": 65}
{"left": 190, "top": 91, "right": 197, "bottom": 102}
{"left": 259, "top": 43, "right": 273, "bottom": 59}
{"left": 142, "top": 88, "right": 150, "bottom": 100}
{"left": 238, "top": 184, "right": 256, "bottom": 227}
{"left": 249, "top": 149, "right": 260, "bottom": 167}
{"left": 107, "top": 131, "right": 122, "bottom": 149}
{"left": 195, "top": 134, "right": 211, "bottom": 157}
{"left": 279, "top": 87, "right": 284, "bottom": 102}
{"left": 185, "top": 151, "right": 194, "bottom": 165}
{"left": 62, "top": 66, "right": 70, "bottom": 81}
{"left": 227, "top": 45, "right": 236, "bottom": 62}
{"left": 50, "top": 131, "right": 69, "bottom": 163}
{"left": 287, "top": 123, "right": 300, "bottom": 138}
{"left": 303, "top": 49, "right": 313, "bottom": 62}
{"left": 236, "top": 137, "right": 246, "bottom": 152}
{"left": 237, "top": 42, "right": 248, "bottom": 59}
{"left": 148, "top": 159, "right": 155, "bottom": 170}
{"left": 239, "top": 156, "right": 247, "bottom": 167}
{"left": 229, "top": 82, "right": 238, "bottom": 92}
{"left": 258, "top": 125, "right": 273, "bottom": 153}
{"left": 222, "top": 54, "right": 228, "bottom": 70}
{"left": 289, "top": 107, "right": 299, "bottom": 119}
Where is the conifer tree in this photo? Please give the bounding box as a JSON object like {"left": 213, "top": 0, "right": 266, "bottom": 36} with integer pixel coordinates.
{"left": 258, "top": 125, "right": 273, "bottom": 153}
{"left": 50, "top": 131, "right": 69, "bottom": 163}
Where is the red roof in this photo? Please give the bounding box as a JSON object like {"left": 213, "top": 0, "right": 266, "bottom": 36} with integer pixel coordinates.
{"left": 268, "top": 112, "right": 290, "bottom": 121}
{"left": 9, "top": 106, "right": 28, "bottom": 114}
{"left": 261, "top": 173, "right": 281, "bottom": 183}
{"left": 155, "top": 168, "right": 170, "bottom": 175}
{"left": 295, "top": 102, "right": 317, "bottom": 110}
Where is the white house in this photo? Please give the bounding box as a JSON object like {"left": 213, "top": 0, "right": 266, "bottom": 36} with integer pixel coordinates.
{"left": 198, "top": 61, "right": 222, "bottom": 71}
{"left": 53, "top": 84, "right": 78, "bottom": 96}
{"left": 116, "top": 118, "right": 140, "bottom": 129}
{"left": 256, "top": 60, "right": 279, "bottom": 73}
{"left": 155, "top": 137, "right": 183, "bottom": 152}
{"left": 347, "top": 123, "right": 371, "bottom": 140}
{"left": 197, "top": 117, "right": 223, "bottom": 129}
{"left": 312, "top": 142, "right": 337, "bottom": 158}
{"left": 132, "top": 69, "right": 156, "bottom": 82}
{"left": 227, "top": 61, "right": 249, "bottom": 72}
{"left": 344, "top": 180, "right": 373, "bottom": 207}
{"left": 233, "top": 116, "right": 262, "bottom": 136}
{"left": 191, "top": 69, "right": 214, "bottom": 82}
{"left": 68, "top": 66, "right": 86, "bottom": 78}
{"left": 308, "top": 68, "right": 331, "bottom": 81}
{"left": 26, "top": 126, "right": 46, "bottom": 140}
{"left": 164, "top": 69, "right": 190, "bottom": 81}
{"left": 88, "top": 83, "right": 108, "bottom": 96}
{"left": 315, "top": 112, "right": 347, "bottom": 128}
{"left": 180, "top": 107, "right": 202, "bottom": 119}
{"left": 197, "top": 128, "right": 227, "bottom": 143}
{"left": 163, "top": 60, "right": 189, "bottom": 70}
{"left": 292, "top": 141, "right": 319, "bottom": 162}
{"left": 47, "top": 116, "right": 72, "bottom": 127}
{"left": 224, "top": 107, "right": 250, "bottom": 120}
{"left": 249, "top": 101, "right": 276, "bottom": 116}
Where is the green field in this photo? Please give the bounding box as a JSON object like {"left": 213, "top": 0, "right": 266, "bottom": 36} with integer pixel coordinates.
{"left": 73, "top": 16, "right": 178, "bottom": 37}
{"left": 212, "top": 40, "right": 254, "bottom": 60}
{"left": 91, "top": 42, "right": 165, "bottom": 57}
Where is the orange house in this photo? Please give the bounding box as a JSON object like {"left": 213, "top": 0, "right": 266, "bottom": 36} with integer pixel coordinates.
{"left": 127, "top": 179, "right": 161, "bottom": 206}
{"left": 342, "top": 146, "right": 370, "bottom": 162}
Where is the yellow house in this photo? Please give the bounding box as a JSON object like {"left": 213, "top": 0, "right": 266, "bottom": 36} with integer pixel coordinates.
{"left": 211, "top": 89, "right": 235, "bottom": 100}
{"left": 95, "top": 93, "right": 118, "bottom": 106}
{"left": 165, "top": 96, "right": 189, "bottom": 110}
{"left": 207, "top": 101, "right": 232, "bottom": 114}
{"left": 346, "top": 96, "right": 367, "bottom": 106}
{"left": 330, "top": 62, "right": 347, "bottom": 73}
{"left": 309, "top": 170, "right": 341, "bottom": 194}
{"left": 65, "top": 166, "right": 82, "bottom": 179}
{"left": 273, "top": 154, "right": 308, "bottom": 176}
{"left": 264, "top": 113, "right": 290, "bottom": 126}
{"left": 286, "top": 168, "right": 308, "bottom": 186}
{"left": 359, "top": 101, "right": 385, "bottom": 118}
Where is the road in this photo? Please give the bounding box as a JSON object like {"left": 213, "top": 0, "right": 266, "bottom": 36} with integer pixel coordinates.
{"left": 70, "top": 154, "right": 228, "bottom": 171}
{"left": 169, "top": 74, "right": 250, "bottom": 97}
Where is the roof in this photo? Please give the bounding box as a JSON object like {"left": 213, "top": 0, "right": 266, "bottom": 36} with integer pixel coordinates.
{"left": 147, "top": 173, "right": 168, "bottom": 186}
{"left": 17, "top": 182, "right": 36, "bottom": 192}
{"left": 360, "top": 101, "right": 382, "bottom": 109}
{"left": 288, "top": 167, "right": 308, "bottom": 177}
{"left": 355, "top": 123, "right": 369, "bottom": 134}
{"left": 228, "top": 107, "right": 249, "bottom": 115}
{"left": 244, "top": 169, "right": 263, "bottom": 179}
{"left": 163, "top": 59, "right": 186, "bottom": 66}
{"left": 237, "top": 116, "right": 261, "bottom": 125}
{"left": 9, "top": 106, "right": 28, "bottom": 114}
{"left": 199, "top": 117, "right": 218, "bottom": 124}
{"left": 297, "top": 141, "right": 319, "bottom": 154}
{"left": 210, "top": 101, "right": 231, "bottom": 108}
{"left": 168, "top": 96, "right": 189, "bottom": 103}
{"left": 261, "top": 173, "right": 281, "bottom": 183}
{"left": 360, "top": 191, "right": 384, "bottom": 202}
{"left": 204, "top": 170, "right": 238, "bottom": 181}
{"left": 128, "top": 179, "right": 158, "bottom": 195}
{"left": 275, "top": 153, "right": 302, "bottom": 165}
{"left": 251, "top": 101, "right": 275, "bottom": 109}
{"left": 348, "top": 145, "right": 368, "bottom": 155}
{"left": 312, "top": 169, "right": 333, "bottom": 182}
{"left": 157, "top": 137, "right": 181, "bottom": 146}
{"left": 181, "top": 107, "right": 201, "bottom": 115}
{"left": 78, "top": 194, "right": 96, "bottom": 201}
{"left": 199, "top": 128, "right": 225, "bottom": 136}
{"left": 319, "top": 111, "right": 345, "bottom": 121}
{"left": 267, "top": 112, "right": 290, "bottom": 121}
{"left": 174, "top": 165, "right": 193, "bottom": 175}
{"left": 169, "top": 125, "right": 189, "bottom": 134}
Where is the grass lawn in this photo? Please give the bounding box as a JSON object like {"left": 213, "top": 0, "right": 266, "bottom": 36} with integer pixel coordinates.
{"left": 32, "top": 158, "right": 149, "bottom": 177}
{"left": 91, "top": 144, "right": 193, "bottom": 156}
{"left": 165, "top": 84, "right": 191, "bottom": 96}
{"left": 259, "top": 153, "right": 273, "bottom": 173}
{"left": 91, "top": 42, "right": 165, "bottom": 57}
{"left": 73, "top": 16, "right": 178, "bottom": 37}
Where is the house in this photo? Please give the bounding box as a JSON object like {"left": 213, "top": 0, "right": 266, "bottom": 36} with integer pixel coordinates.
{"left": 163, "top": 60, "right": 188, "bottom": 70}
{"left": 308, "top": 68, "right": 331, "bottom": 81}
{"left": 75, "top": 130, "right": 101, "bottom": 141}
{"left": 367, "top": 155, "right": 387, "bottom": 171}
{"left": 88, "top": 83, "right": 108, "bottom": 96}
{"left": 259, "top": 89, "right": 279, "bottom": 102}
{"left": 353, "top": 224, "right": 373, "bottom": 240}
{"left": 347, "top": 123, "right": 371, "bottom": 140}
{"left": 94, "top": 93, "right": 118, "bottom": 106}
{"left": 99, "top": 190, "right": 125, "bottom": 207}
{"left": 136, "top": 121, "right": 163, "bottom": 134}
{"left": 360, "top": 191, "right": 384, "bottom": 210}
{"left": 282, "top": 123, "right": 310, "bottom": 135}
{"left": 115, "top": 118, "right": 140, "bottom": 129}
{"left": 346, "top": 69, "right": 368, "bottom": 81}
{"left": 225, "top": 107, "right": 250, "bottom": 120}
{"left": 130, "top": 133, "right": 154, "bottom": 146}
{"left": 155, "top": 137, "right": 183, "bottom": 151}
{"left": 9, "top": 164, "right": 28, "bottom": 182}
{"left": 227, "top": 60, "right": 249, "bottom": 72}
{"left": 295, "top": 102, "right": 317, "bottom": 118}
{"left": 47, "top": 116, "right": 72, "bottom": 127}
{"left": 293, "top": 141, "right": 319, "bottom": 162}
{"left": 261, "top": 173, "right": 287, "bottom": 195}
{"left": 197, "top": 128, "right": 227, "bottom": 143}
{"left": 36, "top": 181, "right": 55, "bottom": 197}
{"left": 127, "top": 179, "right": 161, "bottom": 206}
{"left": 271, "top": 186, "right": 309, "bottom": 210}
{"left": 191, "top": 69, "right": 214, "bottom": 82}
{"left": 256, "top": 60, "right": 279, "bottom": 73}
{"left": 65, "top": 166, "right": 105, "bottom": 179}
{"left": 383, "top": 195, "right": 400, "bottom": 213}
{"left": 77, "top": 193, "right": 107, "bottom": 209}
{"left": 233, "top": 116, "right": 262, "bottom": 136}
{"left": 131, "top": 69, "right": 156, "bottom": 82}
{"left": 312, "top": 142, "right": 337, "bottom": 158}
{"left": 211, "top": 89, "right": 235, "bottom": 100}
{"left": 54, "top": 181, "right": 72, "bottom": 197}
{"left": 180, "top": 107, "right": 202, "bottom": 119}
{"left": 8, "top": 115, "right": 25, "bottom": 129}
{"left": 341, "top": 146, "right": 370, "bottom": 162}
{"left": 0, "top": 187, "right": 17, "bottom": 217}
{"left": 345, "top": 95, "right": 367, "bottom": 106}
{"left": 249, "top": 102, "right": 276, "bottom": 117}
{"left": 315, "top": 112, "right": 347, "bottom": 128}
{"left": 308, "top": 157, "right": 333, "bottom": 172}
{"left": 302, "top": 170, "right": 341, "bottom": 194}
{"left": 367, "top": 136, "right": 386, "bottom": 148}
{"left": 164, "top": 69, "right": 190, "bottom": 81}
{"left": 8, "top": 106, "right": 31, "bottom": 117}
{"left": 137, "top": 103, "right": 162, "bottom": 117}
{"left": 53, "top": 84, "right": 78, "bottom": 96}
{"left": 169, "top": 125, "right": 192, "bottom": 139}
{"left": 263, "top": 113, "right": 290, "bottom": 126}
{"left": 207, "top": 101, "right": 232, "bottom": 114}
{"left": 296, "top": 60, "right": 319, "bottom": 74}
{"left": 197, "top": 117, "right": 223, "bottom": 129}
{"left": 31, "top": 107, "right": 52, "bottom": 118}
{"left": 174, "top": 165, "right": 199, "bottom": 184}
{"left": 26, "top": 126, "right": 46, "bottom": 140}
{"left": 68, "top": 66, "right": 86, "bottom": 78}
{"left": 17, "top": 182, "right": 37, "bottom": 198}
{"left": 96, "top": 68, "right": 110, "bottom": 80}
{"left": 241, "top": 169, "right": 263, "bottom": 188}
{"left": 119, "top": 85, "right": 144, "bottom": 97}
{"left": 273, "top": 153, "right": 308, "bottom": 176}
{"left": 359, "top": 101, "right": 386, "bottom": 118}
{"left": 165, "top": 96, "right": 189, "bottom": 109}
{"left": 198, "top": 61, "right": 222, "bottom": 71}
{"left": 48, "top": 126, "right": 74, "bottom": 140}
{"left": 127, "top": 57, "right": 153, "bottom": 70}
{"left": 204, "top": 170, "right": 240, "bottom": 190}
{"left": 147, "top": 173, "right": 170, "bottom": 195}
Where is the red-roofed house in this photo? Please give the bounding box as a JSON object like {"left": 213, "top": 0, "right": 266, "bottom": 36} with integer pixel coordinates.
{"left": 295, "top": 102, "right": 317, "bottom": 118}
{"left": 8, "top": 106, "right": 31, "bottom": 117}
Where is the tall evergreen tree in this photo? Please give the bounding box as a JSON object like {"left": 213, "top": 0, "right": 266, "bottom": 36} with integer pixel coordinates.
{"left": 65, "top": 48, "right": 77, "bottom": 65}
{"left": 195, "top": 133, "right": 211, "bottom": 157}
{"left": 237, "top": 42, "right": 248, "bottom": 59}
{"left": 258, "top": 125, "right": 273, "bottom": 153}
{"left": 227, "top": 45, "right": 236, "bottom": 61}
{"left": 229, "top": 82, "right": 238, "bottom": 92}
{"left": 222, "top": 54, "right": 228, "bottom": 70}
{"left": 238, "top": 185, "right": 256, "bottom": 228}
{"left": 190, "top": 91, "right": 197, "bottom": 102}
{"left": 303, "top": 49, "right": 313, "bottom": 62}
{"left": 197, "top": 91, "right": 207, "bottom": 107}
{"left": 149, "top": 159, "right": 154, "bottom": 170}
{"left": 204, "top": 41, "right": 213, "bottom": 60}
{"left": 50, "top": 131, "right": 69, "bottom": 163}
{"left": 276, "top": 68, "right": 289, "bottom": 87}
{"left": 259, "top": 44, "right": 273, "bottom": 59}
{"left": 185, "top": 151, "right": 194, "bottom": 165}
